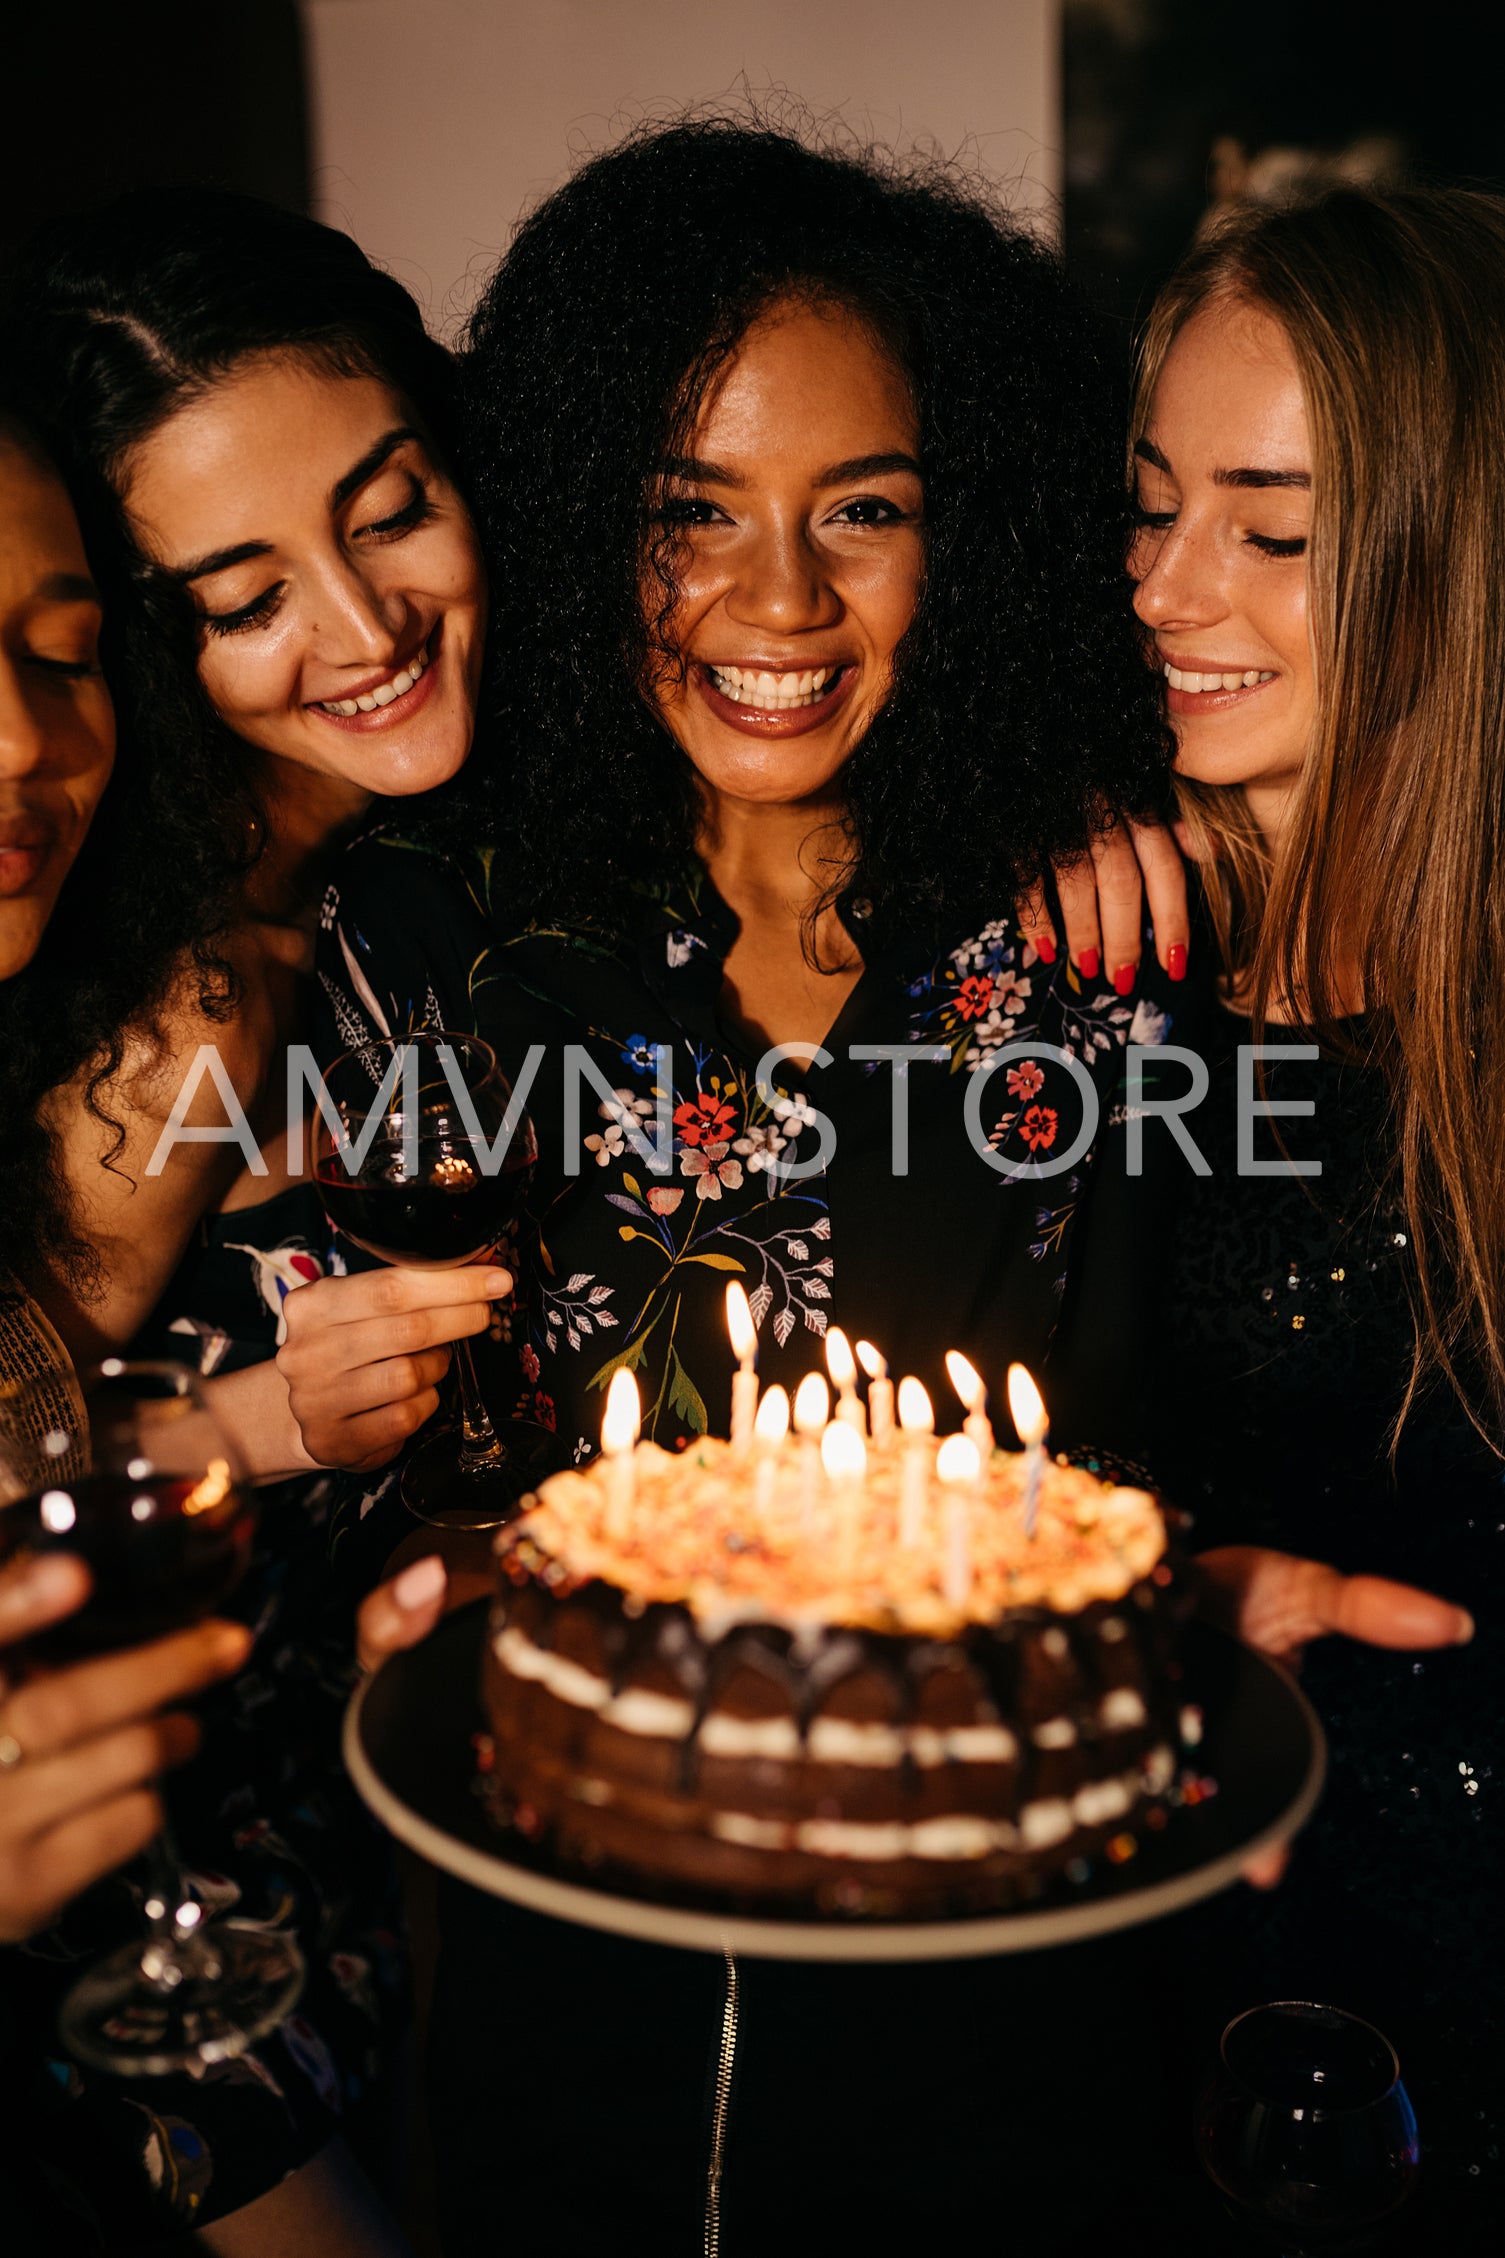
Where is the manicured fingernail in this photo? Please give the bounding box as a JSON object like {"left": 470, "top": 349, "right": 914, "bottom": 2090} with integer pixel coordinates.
{"left": 1166, "top": 942, "right": 1187, "bottom": 982}
{"left": 1078, "top": 948, "right": 1100, "bottom": 981}
{"left": 1112, "top": 963, "right": 1136, "bottom": 997}
{"left": 484, "top": 1268, "right": 512, "bottom": 1295}
{"left": 1033, "top": 933, "right": 1056, "bottom": 964}
{"left": 1452, "top": 1609, "right": 1475, "bottom": 1645}
{"left": 395, "top": 1555, "right": 447, "bottom": 1611}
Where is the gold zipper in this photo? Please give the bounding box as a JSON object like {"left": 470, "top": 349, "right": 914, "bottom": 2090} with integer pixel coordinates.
{"left": 704, "top": 1948, "right": 740, "bottom": 2258}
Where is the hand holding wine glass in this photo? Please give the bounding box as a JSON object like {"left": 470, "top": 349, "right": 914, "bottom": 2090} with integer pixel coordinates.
{"left": 0, "top": 1548, "right": 249, "bottom": 1943}
{"left": 311, "top": 1032, "right": 550, "bottom": 1527}
{"left": 0, "top": 1361, "right": 303, "bottom": 2069}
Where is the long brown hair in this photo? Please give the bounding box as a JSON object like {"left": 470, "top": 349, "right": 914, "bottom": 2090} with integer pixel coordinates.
{"left": 1135, "top": 187, "right": 1505, "bottom": 1448}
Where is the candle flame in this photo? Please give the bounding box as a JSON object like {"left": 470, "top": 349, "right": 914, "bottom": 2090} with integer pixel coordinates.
{"left": 824, "top": 1326, "right": 857, "bottom": 1390}
{"left": 1006, "top": 1363, "right": 1048, "bottom": 1446}
{"left": 855, "top": 1338, "right": 886, "bottom": 1380}
{"left": 602, "top": 1366, "right": 641, "bottom": 1455}
{"left": 944, "top": 1350, "right": 985, "bottom": 1411}
{"left": 897, "top": 1377, "right": 934, "bottom": 1433}
{"left": 793, "top": 1372, "right": 831, "bottom": 1437}
{"left": 816, "top": 1427, "right": 866, "bottom": 1481}
{"left": 725, "top": 1280, "right": 757, "bottom": 1365}
{"left": 754, "top": 1384, "right": 790, "bottom": 1445}
{"left": 820, "top": 1420, "right": 867, "bottom": 1483}
{"left": 936, "top": 1433, "right": 981, "bottom": 1486}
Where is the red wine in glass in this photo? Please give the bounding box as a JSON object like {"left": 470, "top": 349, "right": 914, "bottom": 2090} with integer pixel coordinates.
{"left": 0, "top": 1466, "right": 255, "bottom": 1664}
{"left": 0, "top": 1361, "right": 304, "bottom": 2076}
{"left": 312, "top": 1032, "right": 549, "bottom": 1528}
{"left": 1197, "top": 2002, "right": 1420, "bottom": 2253}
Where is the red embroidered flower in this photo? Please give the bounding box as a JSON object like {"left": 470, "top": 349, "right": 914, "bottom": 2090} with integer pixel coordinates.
{"left": 520, "top": 1343, "right": 541, "bottom": 1384}
{"left": 534, "top": 1391, "right": 556, "bottom": 1433}
{"left": 673, "top": 1092, "right": 738, "bottom": 1148}
{"left": 954, "top": 974, "right": 995, "bottom": 1022}
{"left": 1019, "top": 1104, "right": 1059, "bottom": 1152}
{"left": 1006, "top": 1060, "right": 1045, "bottom": 1101}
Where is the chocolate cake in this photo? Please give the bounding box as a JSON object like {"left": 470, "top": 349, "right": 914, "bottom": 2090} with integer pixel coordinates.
{"left": 480, "top": 1435, "right": 1191, "bottom": 1916}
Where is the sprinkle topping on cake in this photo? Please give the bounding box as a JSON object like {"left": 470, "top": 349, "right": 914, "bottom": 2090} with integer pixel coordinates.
{"left": 498, "top": 1436, "right": 1165, "bottom": 1637}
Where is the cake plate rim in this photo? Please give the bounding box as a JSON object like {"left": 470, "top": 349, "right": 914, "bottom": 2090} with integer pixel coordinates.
{"left": 343, "top": 1602, "right": 1326, "bottom": 1962}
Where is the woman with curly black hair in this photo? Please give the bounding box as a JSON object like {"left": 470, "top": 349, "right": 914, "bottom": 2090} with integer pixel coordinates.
{"left": 317, "top": 120, "right": 1195, "bottom": 2254}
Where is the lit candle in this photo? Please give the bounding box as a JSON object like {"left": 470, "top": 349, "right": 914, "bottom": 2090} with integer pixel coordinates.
{"left": 601, "top": 1366, "right": 641, "bottom": 1541}
{"left": 856, "top": 1340, "right": 895, "bottom": 1447}
{"left": 725, "top": 1281, "right": 759, "bottom": 1458}
{"left": 945, "top": 1350, "right": 995, "bottom": 1457}
{"left": 936, "top": 1432, "right": 980, "bottom": 1611}
{"left": 897, "top": 1376, "right": 933, "bottom": 1549}
{"left": 825, "top": 1327, "right": 866, "bottom": 1433}
{"left": 793, "top": 1372, "right": 830, "bottom": 1531}
{"left": 753, "top": 1383, "right": 790, "bottom": 1515}
{"left": 821, "top": 1418, "right": 867, "bottom": 1579}
{"left": 820, "top": 1419, "right": 867, "bottom": 1487}
{"left": 1007, "top": 1363, "right": 1049, "bottom": 1538}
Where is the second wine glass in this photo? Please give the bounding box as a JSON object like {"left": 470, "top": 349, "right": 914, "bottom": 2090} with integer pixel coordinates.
{"left": 1196, "top": 2001, "right": 1420, "bottom": 2254}
{"left": 312, "top": 1031, "right": 550, "bottom": 1527}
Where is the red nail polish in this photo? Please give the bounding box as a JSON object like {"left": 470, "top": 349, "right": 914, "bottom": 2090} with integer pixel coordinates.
{"left": 1034, "top": 933, "right": 1056, "bottom": 964}
{"left": 1078, "top": 948, "right": 1100, "bottom": 981}
{"left": 1112, "top": 962, "right": 1135, "bottom": 996}
{"left": 1167, "top": 942, "right": 1187, "bottom": 983}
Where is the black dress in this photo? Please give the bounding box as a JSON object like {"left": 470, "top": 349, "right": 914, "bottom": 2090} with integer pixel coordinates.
{"left": 316, "top": 829, "right": 1205, "bottom": 2256}
{"left": 1145, "top": 1010, "right": 1504, "bottom": 2249}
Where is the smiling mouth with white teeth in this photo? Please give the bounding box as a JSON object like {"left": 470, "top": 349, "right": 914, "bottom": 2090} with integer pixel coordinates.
{"left": 705, "top": 662, "right": 844, "bottom": 711}
{"left": 1163, "top": 663, "right": 1276, "bottom": 694}
{"left": 317, "top": 641, "right": 432, "bottom": 717}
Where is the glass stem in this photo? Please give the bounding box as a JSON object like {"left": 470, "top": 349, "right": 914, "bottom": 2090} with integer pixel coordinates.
{"left": 138, "top": 1824, "right": 218, "bottom": 1989}
{"left": 453, "top": 1337, "right": 506, "bottom": 1471}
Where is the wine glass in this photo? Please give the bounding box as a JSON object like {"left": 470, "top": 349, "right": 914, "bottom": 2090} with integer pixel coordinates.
{"left": 0, "top": 1360, "right": 305, "bottom": 2074}
{"left": 312, "top": 1031, "right": 551, "bottom": 1528}
{"left": 1196, "top": 2002, "right": 1420, "bottom": 2253}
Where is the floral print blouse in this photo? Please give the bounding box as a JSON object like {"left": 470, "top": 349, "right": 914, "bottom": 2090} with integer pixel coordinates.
{"left": 315, "top": 833, "right": 1180, "bottom": 1467}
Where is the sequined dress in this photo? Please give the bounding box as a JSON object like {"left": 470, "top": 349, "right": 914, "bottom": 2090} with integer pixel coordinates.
{"left": 1146, "top": 1010, "right": 1505, "bottom": 2244}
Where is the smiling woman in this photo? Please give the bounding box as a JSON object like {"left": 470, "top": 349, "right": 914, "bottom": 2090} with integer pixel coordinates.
{"left": 0, "top": 193, "right": 497, "bottom": 2254}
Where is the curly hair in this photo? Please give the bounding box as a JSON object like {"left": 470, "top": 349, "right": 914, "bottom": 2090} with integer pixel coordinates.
{"left": 0, "top": 188, "right": 461, "bottom": 1294}
{"left": 446, "top": 117, "right": 1170, "bottom": 932}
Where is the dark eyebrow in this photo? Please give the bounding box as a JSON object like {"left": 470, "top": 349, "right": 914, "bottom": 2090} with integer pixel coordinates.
{"left": 1214, "top": 466, "right": 1311, "bottom": 491}
{"left": 329, "top": 425, "right": 419, "bottom": 511}
{"left": 661, "top": 455, "right": 745, "bottom": 489}
{"left": 815, "top": 452, "right": 923, "bottom": 485}
{"left": 172, "top": 538, "right": 274, "bottom": 586}
{"left": 1133, "top": 439, "right": 1308, "bottom": 491}
{"left": 169, "top": 427, "right": 420, "bottom": 584}
{"left": 660, "top": 449, "right": 923, "bottom": 490}
{"left": 35, "top": 570, "right": 100, "bottom": 605}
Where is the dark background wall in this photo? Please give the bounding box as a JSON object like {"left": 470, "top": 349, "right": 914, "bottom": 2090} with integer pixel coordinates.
{"left": 1065, "top": 0, "right": 1505, "bottom": 333}
{"left": 1, "top": 0, "right": 309, "bottom": 262}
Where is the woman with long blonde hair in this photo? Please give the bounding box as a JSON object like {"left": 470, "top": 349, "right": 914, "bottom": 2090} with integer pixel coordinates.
{"left": 1129, "top": 186, "right": 1504, "bottom": 2235}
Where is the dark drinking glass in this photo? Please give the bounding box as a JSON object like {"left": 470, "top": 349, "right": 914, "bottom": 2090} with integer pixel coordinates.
{"left": 312, "top": 1032, "right": 548, "bottom": 1527}
{"left": 1197, "top": 2002, "right": 1420, "bottom": 2254}
{"left": 0, "top": 1361, "right": 303, "bottom": 2075}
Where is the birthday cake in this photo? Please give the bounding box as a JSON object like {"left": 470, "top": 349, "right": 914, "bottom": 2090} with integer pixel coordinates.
{"left": 479, "top": 1427, "right": 1193, "bottom": 1917}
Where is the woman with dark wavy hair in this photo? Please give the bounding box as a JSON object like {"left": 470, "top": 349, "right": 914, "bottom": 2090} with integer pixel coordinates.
{"left": 315, "top": 118, "right": 1192, "bottom": 2252}
{"left": 0, "top": 189, "right": 511, "bottom": 2254}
